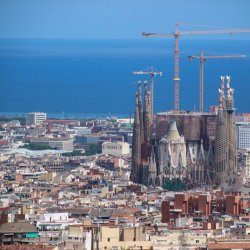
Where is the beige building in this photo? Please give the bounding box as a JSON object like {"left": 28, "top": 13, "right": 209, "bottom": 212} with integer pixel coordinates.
{"left": 102, "top": 141, "right": 130, "bottom": 156}
{"left": 95, "top": 226, "right": 208, "bottom": 250}
{"left": 95, "top": 226, "right": 152, "bottom": 250}
{"left": 151, "top": 229, "right": 207, "bottom": 250}
{"left": 65, "top": 225, "right": 92, "bottom": 250}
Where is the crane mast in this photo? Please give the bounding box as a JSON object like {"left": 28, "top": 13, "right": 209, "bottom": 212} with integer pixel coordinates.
{"left": 188, "top": 52, "right": 246, "bottom": 112}
{"left": 200, "top": 51, "right": 205, "bottom": 113}
{"left": 143, "top": 23, "right": 250, "bottom": 113}
{"left": 174, "top": 28, "right": 180, "bottom": 111}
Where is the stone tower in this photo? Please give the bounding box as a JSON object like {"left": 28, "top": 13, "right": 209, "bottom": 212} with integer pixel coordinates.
{"left": 143, "top": 81, "right": 152, "bottom": 143}
{"left": 214, "top": 76, "right": 236, "bottom": 187}
{"left": 131, "top": 81, "right": 153, "bottom": 185}
{"left": 130, "top": 92, "right": 141, "bottom": 183}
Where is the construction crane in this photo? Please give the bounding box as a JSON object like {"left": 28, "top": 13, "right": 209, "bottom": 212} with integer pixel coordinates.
{"left": 142, "top": 22, "right": 250, "bottom": 112}
{"left": 188, "top": 51, "right": 246, "bottom": 112}
{"left": 133, "top": 67, "right": 162, "bottom": 119}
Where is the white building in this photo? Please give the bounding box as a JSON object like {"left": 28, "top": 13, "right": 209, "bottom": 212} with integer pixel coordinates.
{"left": 102, "top": 141, "right": 130, "bottom": 156}
{"left": 74, "top": 126, "right": 92, "bottom": 136}
{"left": 26, "top": 112, "right": 47, "bottom": 126}
{"left": 36, "top": 212, "right": 79, "bottom": 242}
{"left": 237, "top": 122, "right": 250, "bottom": 149}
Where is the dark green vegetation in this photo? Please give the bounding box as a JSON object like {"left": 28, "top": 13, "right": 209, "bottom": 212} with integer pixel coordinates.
{"left": 20, "top": 143, "right": 52, "bottom": 150}
{"left": 62, "top": 150, "right": 85, "bottom": 157}
{"left": 163, "top": 179, "right": 186, "bottom": 191}
{"left": 62, "top": 145, "right": 101, "bottom": 157}
{"left": 85, "top": 144, "right": 102, "bottom": 156}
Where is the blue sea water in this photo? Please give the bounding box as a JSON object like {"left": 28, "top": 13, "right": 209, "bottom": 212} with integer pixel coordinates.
{"left": 0, "top": 38, "right": 250, "bottom": 118}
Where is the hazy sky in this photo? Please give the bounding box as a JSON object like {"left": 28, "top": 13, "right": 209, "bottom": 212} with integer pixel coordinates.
{"left": 0, "top": 0, "right": 250, "bottom": 39}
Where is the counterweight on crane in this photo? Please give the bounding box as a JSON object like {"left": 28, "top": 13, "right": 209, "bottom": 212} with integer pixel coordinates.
{"left": 143, "top": 23, "right": 250, "bottom": 112}
{"left": 133, "top": 67, "right": 162, "bottom": 120}
{"left": 188, "top": 52, "right": 246, "bottom": 112}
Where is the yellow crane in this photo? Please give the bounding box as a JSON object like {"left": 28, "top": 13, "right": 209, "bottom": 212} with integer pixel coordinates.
{"left": 143, "top": 23, "right": 250, "bottom": 112}
{"left": 188, "top": 51, "right": 246, "bottom": 112}
{"left": 133, "top": 67, "right": 162, "bottom": 119}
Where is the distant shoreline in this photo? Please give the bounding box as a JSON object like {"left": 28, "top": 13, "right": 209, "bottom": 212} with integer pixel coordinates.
{"left": 0, "top": 112, "right": 131, "bottom": 120}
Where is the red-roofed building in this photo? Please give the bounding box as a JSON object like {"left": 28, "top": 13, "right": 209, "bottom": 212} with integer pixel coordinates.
{"left": 0, "top": 140, "right": 9, "bottom": 148}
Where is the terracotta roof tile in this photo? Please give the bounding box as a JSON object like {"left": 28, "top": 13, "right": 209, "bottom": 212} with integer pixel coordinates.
{"left": 208, "top": 242, "right": 250, "bottom": 249}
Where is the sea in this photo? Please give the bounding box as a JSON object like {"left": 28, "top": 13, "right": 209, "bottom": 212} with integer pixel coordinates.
{"left": 0, "top": 38, "right": 250, "bottom": 119}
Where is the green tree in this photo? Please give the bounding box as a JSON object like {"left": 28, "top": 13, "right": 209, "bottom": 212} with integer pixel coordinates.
{"left": 20, "top": 143, "right": 53, "bottom": 150}
{"left": 85, "top": 144, "right": 101, "bottom": 156}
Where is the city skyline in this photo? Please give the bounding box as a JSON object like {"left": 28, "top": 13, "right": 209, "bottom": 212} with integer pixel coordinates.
{"left": 1, "top": 2, "right": 250, "bottom": 249}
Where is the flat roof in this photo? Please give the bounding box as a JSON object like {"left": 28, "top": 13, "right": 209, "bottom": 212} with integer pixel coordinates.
{"left": 32, "top": 137, "right": 73, "bottom": 142}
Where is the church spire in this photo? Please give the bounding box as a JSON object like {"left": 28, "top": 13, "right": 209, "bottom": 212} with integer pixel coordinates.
{"left": 138, "top": 81, "right": 144, "bottom": 144}
{"left": 130, "top": 92, "right": 141, "bottom": 183}
{"left": 143, "top": 81, "right": 151, "bottom": 142}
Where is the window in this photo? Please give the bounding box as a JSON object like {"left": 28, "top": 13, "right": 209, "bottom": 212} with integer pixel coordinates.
{"left": 108, "top": 238, "right": 110, "bottom": 242}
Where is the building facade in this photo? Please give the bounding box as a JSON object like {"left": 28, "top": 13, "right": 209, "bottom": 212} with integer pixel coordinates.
{"left": 158, "top": 120, "right": 187, "bottom": 185}
{"left": 237, "top": 123, "right": 250, "bottom": 149}
{"left": 31, "top": 137, "right": 74, "bottom": 151}
{"left": 102, "top": 141, "right": 130, "bottom": 156}
{"left": 155, "top": 111, "right": 216, "bottom": 187}
{"left": 26, "top": 112, "right": 47, "bottom": 126}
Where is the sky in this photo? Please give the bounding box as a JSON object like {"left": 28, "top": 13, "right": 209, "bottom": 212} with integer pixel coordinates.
{"left": 0, "top": 0, "right": 250, "bottom": 39}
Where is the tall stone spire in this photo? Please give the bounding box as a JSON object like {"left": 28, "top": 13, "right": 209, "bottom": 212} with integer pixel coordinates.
{"left": 130, "top": 93, "right": 141, "bottom": 183}
{"left": 214, "top": 76, "right": 236, "bottom": 188}
{"left": 143, "top": 81, "right": 151, "bottom": 142}
{"left": 214, "top": 76, "right": 228, "bottom": 185}
{"left": 148, "top": 145, "right": 157, "bottom": 186}
{"left": 225, "top": 75, "right": 236, "bottom": 185}
{"left": 138, "top": 82, "right": 144, "bottom": 144}
{"left": 219, "top": 76, "right": 225, "bottom": 111}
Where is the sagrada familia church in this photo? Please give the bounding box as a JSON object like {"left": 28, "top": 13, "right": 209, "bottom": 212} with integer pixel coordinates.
{"left": 130, "top": 76, "right": 237, "bottom": 189}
